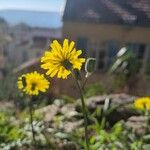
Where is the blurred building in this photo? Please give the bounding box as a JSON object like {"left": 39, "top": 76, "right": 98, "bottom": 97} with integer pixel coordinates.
{"left": 0, "top": 18, "right": 11, "bottom": 78}
{"left": 63, "top": 0, "right": 150, "bottom": 74}
{"left": 7, "top": 23, "right": 61, "bottom": 65}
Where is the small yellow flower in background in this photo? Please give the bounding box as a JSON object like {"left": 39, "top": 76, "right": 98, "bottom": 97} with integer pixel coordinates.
{"left": 41, "top": 39, "right": 85, "bottom": 79}
{"left": 18, "top": 71, "right": 49, "bottom": 96}
{"left": 134, "top": 97, "right": 150, "bottom": 110}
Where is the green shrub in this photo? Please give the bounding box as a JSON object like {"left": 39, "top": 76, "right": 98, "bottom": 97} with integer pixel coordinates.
{"left": 0, "top": 111, "right": 25, "bottom": 149}
{"left": 84, "top": 83, "right": 105, "bottom": 98}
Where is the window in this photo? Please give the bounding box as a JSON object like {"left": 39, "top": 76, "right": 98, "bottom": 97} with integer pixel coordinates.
{"left": 99, "top": 50, "right": 105, "bottom": 59}
{"left": 98, "top": 50, "right": 106, "bottom": 70}
{"left": 88, "top": 49, "right": 96, "bottom": 58}
{"left": 88, "top": 40, "right": 106, "bottom": 70}
{"left": 107, "top": 41, "right": 118, "bottom": 58}
{"left": 138, "top": 44, "right": 145, "bottom": 59}
{"left": 126, "top": 43, "right": 146, "bottom": 59}
{"left": 77, "top": 37, "right": 88, "bottom": 57}
{"left": 107, "top": 40, "right": 119, "bottom": 68}
{"left": 145, "top": 63, "right": 150, "bottom": 74}
{"left": 88, "top": 39, "right": 99, "bottom": 58}
{"left": 126, "top": 43, "right": 146, "bottom": 71}
{"left": 33, "top": 36, "right": 47, "bottom": 48}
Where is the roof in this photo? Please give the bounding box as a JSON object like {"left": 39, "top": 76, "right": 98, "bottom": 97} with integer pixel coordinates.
{"left": 13, "top": 58, "right": 40, "bottom": 73}
{"left": 63, "top": 0, "right": 150, "bottom": 27}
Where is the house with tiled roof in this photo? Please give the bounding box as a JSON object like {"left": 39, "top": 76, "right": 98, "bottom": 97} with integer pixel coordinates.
{"left": 63, "top": 0, "right": 150, "bottom": 74}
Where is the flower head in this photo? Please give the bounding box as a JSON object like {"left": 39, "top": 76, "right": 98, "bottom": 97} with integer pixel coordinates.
{"left": 18, "top": 71, "right": 49, "bottom": 96}
{"left": 41, "top": 39, "right": 85, "bottom": 79}
{"left": 134, "top": 97, "right": 150, "bottom": 110}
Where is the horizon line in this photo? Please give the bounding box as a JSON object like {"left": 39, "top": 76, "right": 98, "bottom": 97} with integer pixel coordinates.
{"left": 0, "top": 8, "right": 63, "bottom": 13}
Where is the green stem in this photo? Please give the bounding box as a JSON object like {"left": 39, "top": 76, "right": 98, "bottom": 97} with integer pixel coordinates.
{"left": 145, "top": 110, "right": 150, "bottom": 134}
{"left": 29, "top": 99, "right": 36, "bottom": 148}
{"left": 73, "top": 75, "right": 89, "bottom": 150}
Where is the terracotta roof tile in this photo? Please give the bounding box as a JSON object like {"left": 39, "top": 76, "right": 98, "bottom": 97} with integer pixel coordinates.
{"left": 63, "top": 0, "right": 150, "bottom": 27}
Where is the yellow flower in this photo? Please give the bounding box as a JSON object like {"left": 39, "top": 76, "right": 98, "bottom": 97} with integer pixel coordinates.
{"left": 134, "top": 97, "right": 150, "bottom": 110}
{"left": 41, "top": 39, "right": 85, "bottom": 79}
{"left": 18, "top": 71, "right": 49, "bottom": 96}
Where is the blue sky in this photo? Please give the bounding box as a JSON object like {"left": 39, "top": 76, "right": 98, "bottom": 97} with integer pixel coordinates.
{"left": 0, "top": 0, "right": 66, "bottom": 12}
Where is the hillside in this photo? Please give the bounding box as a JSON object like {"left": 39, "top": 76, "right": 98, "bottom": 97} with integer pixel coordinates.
{"left": 0, "top": 9, "right": 62, "bottom": 28}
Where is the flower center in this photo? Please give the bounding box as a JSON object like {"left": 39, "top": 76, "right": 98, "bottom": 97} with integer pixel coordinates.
{"left": 142, "top": 102, "right": 147, "bottom": 109}
{"left": 22, "top": 76, "right": 27, "bottom": 87}
{"left": 62, "top": 59, "right": 72, "bottom": 70}
{"left": 31, "top": 83, "right": 37, "bottom": 91}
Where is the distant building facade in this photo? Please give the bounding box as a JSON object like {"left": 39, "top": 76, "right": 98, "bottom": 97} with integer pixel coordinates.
{"left": 63, "top": 0, "right": 150, "bottom": 74}
{"left": 0, "top": 18, "right": 11, "bottom": 78}
{"left": 7, "top": 23, "right": 62, "bottom": 65}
